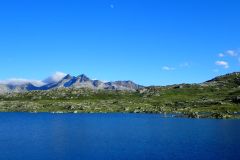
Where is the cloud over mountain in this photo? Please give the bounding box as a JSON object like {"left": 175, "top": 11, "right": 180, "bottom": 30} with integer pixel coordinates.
{"left": 0, "top": 78, "right": 45, "bottom": 87}
{"left": 0, "top": 72, "right": 67, "bottom": 87}
{"left": 43, "top": 72, "right": 67, "bottom": 84}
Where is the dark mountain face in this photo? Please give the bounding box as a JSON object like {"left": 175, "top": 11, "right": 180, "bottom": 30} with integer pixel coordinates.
{"left": 77, "top": 74, "right": 90, "bottom": 82}
{"left": 64, "top": 77, "right": 78, "bottom": 87}
{"left": 63, "top": 74, "right": 72, "bottom": 80}
{"left": 92, "top": 80, "right": 103, "bottom": 87}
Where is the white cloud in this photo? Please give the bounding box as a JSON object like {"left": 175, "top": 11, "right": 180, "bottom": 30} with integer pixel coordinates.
{"left": 0, "top": 78, "right": 45, "bottom": 87}
{"left": 226, "top": 50, "right": 238, "bottom": 57}
{"left": 215, "top": 61, "right": 229, "bottom": 69}
{"left": 43, "top": 72, "right": 67, "bottom": 83}
{"left": 0, "top": 71, "right": 68, "bottom": 87}
{"left": 162, "top": 66, "right": 175, "bottom": 71}
{"left": 216, "top": 49, "right": 240, "bottom": 67}
{"left": 218, "top": 53, "right": 224, "bottom": 57}
{"left": 217, "top": 49, "right": 238, "bottom": 58}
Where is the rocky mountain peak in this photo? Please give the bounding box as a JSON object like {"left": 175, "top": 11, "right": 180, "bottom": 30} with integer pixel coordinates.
{"left": 77, "top": 74, "right": 90, "bottom": 82}
{"left": 63, "top": 74, "right": 72, "bottom": 80}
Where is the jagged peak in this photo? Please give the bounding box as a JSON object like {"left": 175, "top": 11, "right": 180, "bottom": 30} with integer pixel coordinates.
{"left": 77, "top": 74, "right": 89, "bottom": 78}
{"left": 77, "top": 74, "right": 90, "bottom": 81}
{"left": 63, "top": 74, "right": 72, "bottom": 80}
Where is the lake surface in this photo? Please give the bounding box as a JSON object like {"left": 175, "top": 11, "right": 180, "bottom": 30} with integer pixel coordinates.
{"left": 0, "top": 113, "right": 239, "bottom": 160}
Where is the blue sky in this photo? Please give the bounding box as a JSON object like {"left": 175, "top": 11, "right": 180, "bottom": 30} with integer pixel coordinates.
{"left": 0, "top": 0, "right": 239, "bottom": 86}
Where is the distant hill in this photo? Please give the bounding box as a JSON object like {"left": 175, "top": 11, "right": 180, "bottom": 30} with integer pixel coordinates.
{"left": 204, "top": 72, "right": 240, "bottom": 88}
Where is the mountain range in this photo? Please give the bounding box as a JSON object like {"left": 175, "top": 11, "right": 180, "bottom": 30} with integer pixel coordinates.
{"left": 0, "top": 74, "right": 143, "bottom": 93}
{"left": 0, "top": 72, "right": 239, "bottom": 94}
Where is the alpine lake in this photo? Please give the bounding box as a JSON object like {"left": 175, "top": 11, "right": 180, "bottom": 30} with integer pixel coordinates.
{"left": 0, "top": 112, "right": 239, "bottom": 160}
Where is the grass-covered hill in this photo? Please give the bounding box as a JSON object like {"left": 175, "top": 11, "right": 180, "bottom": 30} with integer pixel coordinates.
{"left": 0, "top": 72, "right": 239, "bottom": 119}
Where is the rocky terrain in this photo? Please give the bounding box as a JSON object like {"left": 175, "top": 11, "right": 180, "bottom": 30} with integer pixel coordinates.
{"left": 0, "top": 72, "right": 239, "bottom": 119}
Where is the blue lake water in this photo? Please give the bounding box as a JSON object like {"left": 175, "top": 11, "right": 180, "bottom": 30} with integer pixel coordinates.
{"left": 0, "top": 113, "right": 239, "bottom": 160}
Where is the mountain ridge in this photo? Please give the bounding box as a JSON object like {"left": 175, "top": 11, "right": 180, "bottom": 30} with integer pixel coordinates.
{"left": 0, "top": 72, "right": 239, "bottom": 94}
{"left": 0, "top": 74, "right": 143, "bottom": 93}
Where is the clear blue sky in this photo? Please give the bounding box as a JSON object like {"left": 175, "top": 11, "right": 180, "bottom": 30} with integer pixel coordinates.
{"left": 0, "top": 0, "right": 239, "bottom": 86}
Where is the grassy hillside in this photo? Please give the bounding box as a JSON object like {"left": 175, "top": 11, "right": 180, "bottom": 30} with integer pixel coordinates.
{"left": 0, "top": 72, "right": 239, "bottom": 119}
